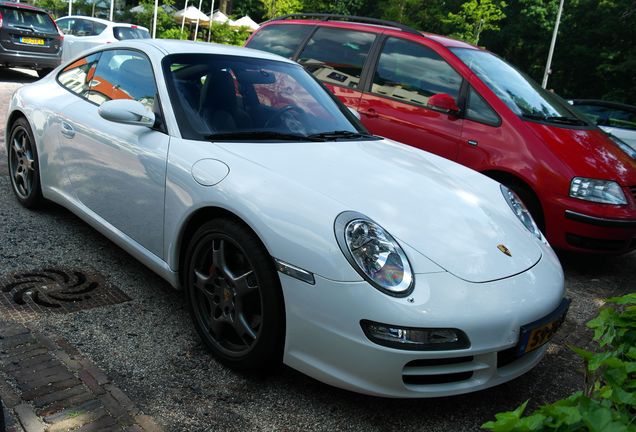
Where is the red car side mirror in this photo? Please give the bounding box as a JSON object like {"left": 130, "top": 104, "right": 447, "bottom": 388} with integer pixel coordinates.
{"left": 428, "top": 93, "right": 460, "bottom": 114}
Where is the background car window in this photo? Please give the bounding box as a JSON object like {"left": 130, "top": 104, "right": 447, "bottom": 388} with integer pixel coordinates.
{"left": 56, "top": 17, "right": 72, "bottom": 34}
{"left": 86, "top": 50, "right": 156, "bottom": 109}
{"left": 0, "top": 7, "right": 56, "bottom": 33}
{"left": 297, "top": 27, "right": 375, "bottom": 89}
{"left": 574, "top": 104, "right": 636, "bottom": 131}
{"left": 113, "top": 26, "right": 150, "bottom": 40}
{"left": 57, "top": 52, "right": 101, "bottom": 97}
{"left": 466, "top": 87, "right": 500, "bottom": 125}
{"left": 372, "top": 38, "right": 462, "bottom": 107}
{"left": 246, "top": 24, "right": 313, "bottom": 58}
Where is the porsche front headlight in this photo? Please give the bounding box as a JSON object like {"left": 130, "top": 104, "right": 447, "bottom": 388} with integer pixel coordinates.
{"left": 335, "top": 212, "right": 413, "bottom": 297}
{"left": 501, "top": 185, "right": 543, "bottom": 240}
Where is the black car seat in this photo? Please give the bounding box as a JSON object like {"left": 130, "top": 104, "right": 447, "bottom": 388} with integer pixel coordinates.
{"left": 199, "top": 70, "right": 251, "bottom": 131}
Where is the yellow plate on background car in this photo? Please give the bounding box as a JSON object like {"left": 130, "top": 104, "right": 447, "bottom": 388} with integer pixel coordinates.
{"left": 517, "top": 298, "right": 570, "bottom": 356}
{"left": 20, "top": 37, "right": 44, "bottom": 45}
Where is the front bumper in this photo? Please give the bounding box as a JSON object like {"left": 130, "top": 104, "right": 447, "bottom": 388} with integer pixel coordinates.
{"left": 279, "top": 246, "right": 565, "bottom": 397}
{"left": 545, "top": 192, "right": 636, "bottom": 253}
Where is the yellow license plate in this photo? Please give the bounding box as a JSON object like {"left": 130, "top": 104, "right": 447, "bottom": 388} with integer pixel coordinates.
{"left": 517, "top": 298, "right": 570, "bottom": 355}
{"left": 20, "top": 37, "right": 44, "bottom": 45}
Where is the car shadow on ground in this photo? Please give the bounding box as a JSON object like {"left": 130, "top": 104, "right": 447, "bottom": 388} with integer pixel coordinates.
{"left": 0, "top": 68, "right": 38, "bottom": 84}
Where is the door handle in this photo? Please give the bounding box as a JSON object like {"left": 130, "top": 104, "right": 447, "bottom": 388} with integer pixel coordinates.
{"left": 359, "top": 108, "right": 378, "bottom": 118}
{"left": 60, "top": 121, "right": 75, "bottom": 139}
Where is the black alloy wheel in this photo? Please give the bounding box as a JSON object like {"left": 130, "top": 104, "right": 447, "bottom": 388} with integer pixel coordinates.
{"left": 185, "top": 219, "right": 285, "bottom": 371}
{"left": 8, "top": 118, "right": 43, "bottom": 208}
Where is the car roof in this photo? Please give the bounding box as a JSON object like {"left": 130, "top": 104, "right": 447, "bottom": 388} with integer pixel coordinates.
{"left": 113, "top": 39, "right": 299, "bottom": 64}
{"left": 0, "top": 1, "right": 48, "bottom": 12}
{"left": 56, "top": 15, "right": 148, "bottom": 30}
{"left": 262, "top": 17, "right": 479, "bottom": 50}
{"left": 57, "top": 15, "right": 112, "bottom": 25}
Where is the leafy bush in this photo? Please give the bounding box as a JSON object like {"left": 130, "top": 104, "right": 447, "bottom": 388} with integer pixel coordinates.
{"left": 482, "top": 293, "right": 636, "bottom": 432}
{"left": 159, "top": 28, "right": 188, "bottom": 40}
{"left": 209, "top": 22, "right": 251, "bottom": 46}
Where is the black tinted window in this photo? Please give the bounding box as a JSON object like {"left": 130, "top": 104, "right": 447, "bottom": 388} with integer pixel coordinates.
{"left": 246, "top": 24, "right": 313, "bottom": 58}
{"left": 466, "top": 87, "right": 500, "bottom": 125}
{"left": 372, "top": 38, "right": 462, "bottom": 107}
{"left": 113, "top": 26, "right": 150, "bottom": 40}
{"left": 298, "top": 27, "right": 375, "bottom": 89}
{"left": 57, "top": 52, "right": 101, "bottom": 97}
{"left": 1, "top": 7, "right": 56, "bottom": 33}
{"left": 574, "top": 104, "right": 636, "bottom": 131}
{"left": 87, "top": 50, "right": 156, "bottom": 109}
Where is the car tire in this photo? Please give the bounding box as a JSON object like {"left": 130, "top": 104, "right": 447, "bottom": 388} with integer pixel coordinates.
{"left": 8, "top": 117, "right": 44, "bottom": 209}
{"left": 185, "top": 218, "right": 285, "bottom": 371}
{"left": 36, "top": 68, "right": 53, "bottom": 78}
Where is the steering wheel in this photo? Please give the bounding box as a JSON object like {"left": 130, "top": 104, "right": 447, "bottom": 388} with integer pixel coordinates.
{"left": 264, "top": 105, "right": 306, "bottom": 131}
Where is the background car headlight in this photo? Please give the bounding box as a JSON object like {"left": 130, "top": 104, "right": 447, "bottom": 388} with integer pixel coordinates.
{"left": 569, "top": 177, "right": 627, "bottom": 205}
{"left": 500, "top": 185, "right": 543, "bottom": 240}
{"left": 335, "top": 212, "right": 413, "bottom": 296}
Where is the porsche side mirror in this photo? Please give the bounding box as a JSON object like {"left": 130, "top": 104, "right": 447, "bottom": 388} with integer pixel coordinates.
{"left": 428, "top": 93, "right": 460, "bottom": 115}
{"left": 98, "top": 99, "right": 155, "bottom": 128}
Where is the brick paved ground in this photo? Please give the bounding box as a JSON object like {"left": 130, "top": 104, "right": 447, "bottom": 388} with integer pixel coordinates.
{"left": 0, "top": 320, "right": 163, "bottom": 432}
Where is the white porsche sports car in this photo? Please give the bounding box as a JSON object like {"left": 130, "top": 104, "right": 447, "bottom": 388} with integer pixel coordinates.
{"left": 6, "top": 39, "right": 567, "bottom": 398}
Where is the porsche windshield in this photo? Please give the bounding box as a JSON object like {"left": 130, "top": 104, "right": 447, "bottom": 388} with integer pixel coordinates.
{"left": 452, "top": 48, "right": 591, "bottom": 127}
{"left": 163, "top": 54, "right": 368, "bottom": 141}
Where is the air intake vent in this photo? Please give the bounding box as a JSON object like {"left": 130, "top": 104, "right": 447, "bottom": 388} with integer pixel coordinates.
{"left": 402, "top": 356, "right": 481, "bottom": 386}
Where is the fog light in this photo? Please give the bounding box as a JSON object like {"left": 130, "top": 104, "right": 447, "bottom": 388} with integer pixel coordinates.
{"left": 360, "top": 320, "right": 470, "bottom": 351}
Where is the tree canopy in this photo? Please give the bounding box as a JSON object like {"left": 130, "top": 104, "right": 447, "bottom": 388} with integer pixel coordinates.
{"left": 34, "top": 0, "right": 636, "bottom": 104}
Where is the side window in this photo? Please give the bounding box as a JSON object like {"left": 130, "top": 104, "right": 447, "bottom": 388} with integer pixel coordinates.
{"left": 93, "top": 22, "right": 107, "bottom": 35}
{"left": 57, "top": 18, "right": 73, "bottom": 34}
{"left": 246, "top": 24, "right": 313, "bottom": 58}
{"left": 466, "top": 87, "right": 500, "bottom": 125}
{"left": 372, "top": 38, "right": 462, "bottom": 107}
{"left": 297, "top": 27, "right": 375, "bottom": 89}
{"left": 86, "top": 50, "right": 157, "bottom": 109}
{"left": 73, "top": 19, "right": 94, "bottom": 37}
{"left": 57, "top": 52, "right": 101, "bottom": 97}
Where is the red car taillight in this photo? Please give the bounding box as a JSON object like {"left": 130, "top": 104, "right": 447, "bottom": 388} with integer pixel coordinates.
{"left": 50, "top": 15, "right": 64, "bottom": 40}
{"left": 0, "top": 11, "right": 4, "bottom": 28}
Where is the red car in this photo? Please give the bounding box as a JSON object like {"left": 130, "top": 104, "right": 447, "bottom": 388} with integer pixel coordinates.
{"left": 246, "top": 14, "right": 636, "bottom": 254}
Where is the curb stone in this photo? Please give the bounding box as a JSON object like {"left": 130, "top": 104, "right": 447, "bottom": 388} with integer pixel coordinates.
{"left": 0, "top": 321, "right": 164, "bottom": 432}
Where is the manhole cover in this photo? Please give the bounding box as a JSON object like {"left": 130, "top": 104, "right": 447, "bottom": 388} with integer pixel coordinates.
{"left": 0, "top": 268, "right": 131, "bottom": 322}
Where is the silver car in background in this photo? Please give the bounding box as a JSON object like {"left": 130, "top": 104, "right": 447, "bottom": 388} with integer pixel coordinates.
{"left": 56, "top": 15, "right": 149, "bottom": 62}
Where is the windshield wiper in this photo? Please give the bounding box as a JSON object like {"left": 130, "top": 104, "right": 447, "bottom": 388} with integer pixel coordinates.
{"left": 522, "top": 114, "right": 587, "bottom": 126}
{"left": 205, "top": 131, "right": 324, "bottom": 142}
{"left": 11, "top": 25, "right": 35, "bottom": 32}
{"left": 307, "top": 130, "right": 376, "bottom": 140}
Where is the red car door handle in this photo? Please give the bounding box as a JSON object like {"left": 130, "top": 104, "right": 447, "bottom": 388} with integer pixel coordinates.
{"left": 360, "top": 108, "right": 378, "bottom": 118}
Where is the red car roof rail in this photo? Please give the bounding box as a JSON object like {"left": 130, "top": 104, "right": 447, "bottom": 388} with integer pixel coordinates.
{"left": 268, "top": 13, "right": 422, "bottom": 37}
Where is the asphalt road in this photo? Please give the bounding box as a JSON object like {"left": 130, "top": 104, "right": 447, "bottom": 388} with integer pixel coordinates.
{"left": 0, "top": 67, "right": 634, "bottom": 432}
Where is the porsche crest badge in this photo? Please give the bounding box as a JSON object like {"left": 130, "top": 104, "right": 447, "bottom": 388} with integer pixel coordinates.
{"left": 497, "top": 244, "right": 512, "bottom": 257}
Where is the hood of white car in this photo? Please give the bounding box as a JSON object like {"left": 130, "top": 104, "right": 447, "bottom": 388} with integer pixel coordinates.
{"left": 217, "top": 138, "right": 542, "bottom": 283}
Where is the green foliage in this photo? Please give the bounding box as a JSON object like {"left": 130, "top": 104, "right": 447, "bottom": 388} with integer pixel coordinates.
{"left": 444, "top": 0, "right": 507, "bottom": 45}
{"left": 482, "top": 293, "right": 636, "bottom": 432}
{"left": 159, "top": 27, "right": 188, "bottom": 39}
{"left": 302, "top": 0, "right": 365, "bottom": 16}
{"left": 33, "top": 0, "right": 67, "bottom": 18}
{"left": 209, "top": 22, "right": 251, "bottom": 45}
{"left": 260, "top": 0, "right": 303, "bottom": 19}
{"left": 135, "top": 0, "right": 176, "bottom": 35}
{"left": 232, "top": 0, "right": 266, "bottom": 22}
